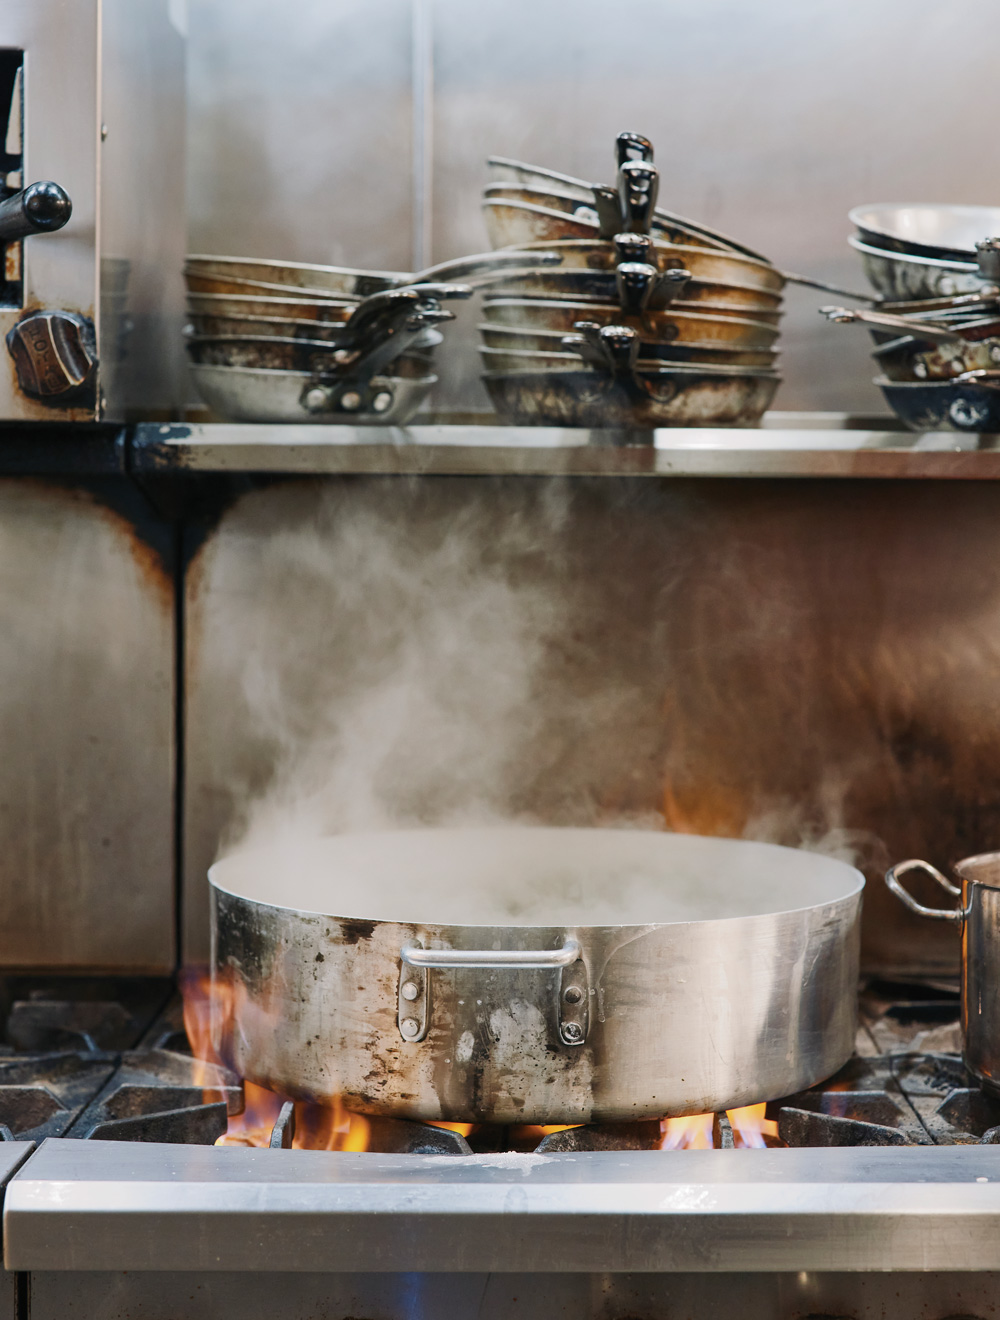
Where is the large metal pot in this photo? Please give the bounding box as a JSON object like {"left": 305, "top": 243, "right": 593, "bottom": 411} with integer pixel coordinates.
{"left": 885, "top": 855, "right": 1000, "bottom": 1097}
{"left": 210, "top": 828, "right": 863, "bottom": 1124}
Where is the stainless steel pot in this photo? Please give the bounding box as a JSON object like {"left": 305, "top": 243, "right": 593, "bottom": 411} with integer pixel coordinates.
{"left": 885, "top": 855, "right": 1000, "bottom": 1096}
{"left": 210, "top": 828, "right": 862, "bottom": 1123}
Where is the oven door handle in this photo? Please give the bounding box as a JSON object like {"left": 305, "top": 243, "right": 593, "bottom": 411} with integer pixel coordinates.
{"left": 0, "top": 181, "right": 72, "bottom": 243}
{"left": 885, "top": 859, "right": 964, "bottom": 921}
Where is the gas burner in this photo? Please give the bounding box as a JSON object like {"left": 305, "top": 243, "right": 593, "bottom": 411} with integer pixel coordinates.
{"left": 0, "top": 978, "right": 242, "bottom": 1145}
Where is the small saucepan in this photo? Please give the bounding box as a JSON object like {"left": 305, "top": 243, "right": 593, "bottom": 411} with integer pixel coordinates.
{"left": 886, "top": 855, "right": 1000, "bottom": 1097}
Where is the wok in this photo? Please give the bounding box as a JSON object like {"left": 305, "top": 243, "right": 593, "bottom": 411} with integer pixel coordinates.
{"left": 874, "top": 372, "right": 1000, "bottom": 432}
{"left": 872, "top": 334, "right": 1000, "bottom": 383}
{"left": 190, "top": 363, "right": 436, "bottom": 425}
{"left": 210, "top": 828, "right": 861, "bottom": 1124}
{"left": 850, "top": 236, "right": 991, "bottom": 301}
{"left": 479, "top": 323, "right": 778, "bottom": 369}
{"left": 850, "top": 203, "right": 1000, "bottom": 262}
{"left": 482, "top": 297, "right": 781, "bottom": 347}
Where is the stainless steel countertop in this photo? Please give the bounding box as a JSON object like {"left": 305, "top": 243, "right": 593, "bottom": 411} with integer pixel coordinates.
{"left": 129, "top": 415, "right": 1000, "bottom": 479}
{"left": 9, "top": 1140, "right": 1000, "bottom": 1273}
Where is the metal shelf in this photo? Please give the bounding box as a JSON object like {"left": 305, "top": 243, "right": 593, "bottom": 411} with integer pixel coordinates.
{"left": 130, "top": 414, "right": 1000, "bottom": 480}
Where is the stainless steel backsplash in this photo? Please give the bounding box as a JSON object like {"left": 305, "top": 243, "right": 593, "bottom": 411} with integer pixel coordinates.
{"left": 187, "top": 0, "right": 1000, "bottom": 414}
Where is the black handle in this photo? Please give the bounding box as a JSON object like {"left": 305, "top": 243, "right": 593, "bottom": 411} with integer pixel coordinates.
{"left": 0, "top": 181, "right": 72, "bottom": 243}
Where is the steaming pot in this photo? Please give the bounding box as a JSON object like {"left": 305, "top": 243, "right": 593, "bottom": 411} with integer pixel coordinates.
{"left": 210, "top": 827, "right": 863, "bottom": 1124}
{"left": 886, "top": 853, "right": 1000, "bottom": 1097}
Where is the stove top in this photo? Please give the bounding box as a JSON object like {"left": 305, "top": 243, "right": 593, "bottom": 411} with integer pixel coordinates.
{"left": 0, "top": 972, "right": 990, "bottom": 1153}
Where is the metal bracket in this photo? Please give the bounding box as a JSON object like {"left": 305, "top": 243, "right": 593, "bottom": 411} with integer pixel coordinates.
{"left": 558, "top": 955, "right": 590, "bottom": 1046}
{"left": 397, "top": 942, "right": 430, "bottom": 1043}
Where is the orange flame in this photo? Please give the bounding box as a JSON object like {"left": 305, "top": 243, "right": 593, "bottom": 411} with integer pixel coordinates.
{"left": 660, "top": 1104, "right": 780, "bottom": 1149}
{"left": 180, "top": 967, "right": 370, "bottom": 1150}
{"left": 181, "top": 968, "right": 779, "bottom": 1152}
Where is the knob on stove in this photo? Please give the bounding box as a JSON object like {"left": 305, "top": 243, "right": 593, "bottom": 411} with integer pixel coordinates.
{"left": 6, "top": 310, "right": 96, "bottom": 399}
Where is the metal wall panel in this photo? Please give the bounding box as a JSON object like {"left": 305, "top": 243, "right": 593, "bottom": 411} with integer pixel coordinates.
{"left": 99, "top": 0, "right": 187, "bottom": 418}
{"left": 186, "top": 0, "right": 1000, "bottom": 415}
{"left": 182, "top": 476, "right": 1000, "bottom": 974}
{"left": 0, "top": 479, "right": 174, "bottom": 970}
{"left": 186, "top": 0, "right": 414, "bottom": 271}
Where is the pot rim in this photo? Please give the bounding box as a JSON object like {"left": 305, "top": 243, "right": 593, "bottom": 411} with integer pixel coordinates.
{"left": 208, "top": 827, "right": 864, "bottom": 930}
{"left": 953, "top": 850, "right": 1000, "bottom": 890}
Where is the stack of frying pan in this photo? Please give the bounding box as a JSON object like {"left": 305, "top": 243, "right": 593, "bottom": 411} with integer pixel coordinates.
{"left": 183, "top": 251, "right": 558, "bottom": 423}
{"left": 477, "top": 132, "right": 784, "bottom": 427}
{"left": 821, "top": 204, "right": 1000, "bottom": 431}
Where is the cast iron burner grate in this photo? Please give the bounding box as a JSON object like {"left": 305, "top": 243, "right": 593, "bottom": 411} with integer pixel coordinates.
{"left": 0, "top": 976, "right": 242, "bottom": 1144}
{"left": 0, "top": 973, "right": 989, "bottom": 1152}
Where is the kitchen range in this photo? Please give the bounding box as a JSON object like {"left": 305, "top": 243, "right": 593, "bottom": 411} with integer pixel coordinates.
{"left": 5, "top": 3, "right": 1000, "bottom": 1319}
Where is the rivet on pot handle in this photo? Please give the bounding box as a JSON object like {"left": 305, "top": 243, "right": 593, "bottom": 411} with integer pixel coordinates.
{"left": 398, "top": 938, "right": 589, "bottom": 1047}
{"left": 884, "top": 859, "right": 964, "bottom": 921}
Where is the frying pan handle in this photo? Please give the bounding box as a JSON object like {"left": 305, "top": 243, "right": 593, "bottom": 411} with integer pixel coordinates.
{"left": 820, "top": 305, "right": 964, "bottom": 345}
{"left": 400, "top": 937, "right": 581, "bottom": 969}
{"left": 955, "top": 369, "right": 1000, "bottom": 390}
{"left": 616, "top": 132, "right": 654, "bottom": 167}
{"left": 616, "top": 261, "right": 659, "bottom": 315}
{"left": 618, "top": 161, "right": 659, "bottom": 236}
{"left": 976, "top": 238, "right": 1000, "bottom": 283}
{"left": 884, "top": 859, "right": 964, "bottom": 921}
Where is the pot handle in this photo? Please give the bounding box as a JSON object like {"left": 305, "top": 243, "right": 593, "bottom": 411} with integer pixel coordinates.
{"left": 399, "top": 937, "right": 589, "bottom": 1047}
{"left": 400, "top": 936, "right": 581, "bottom": 969}
{"left": 884, "top": 859, "right": 964, "bottom": 921}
